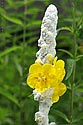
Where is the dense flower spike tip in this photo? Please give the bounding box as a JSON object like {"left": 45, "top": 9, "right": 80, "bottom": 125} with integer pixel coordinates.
{"left": 27, "top": 57, "right": 66, "bottom": 103}
{"left": 36, "top": 4, "right": 58, "bottom": 64}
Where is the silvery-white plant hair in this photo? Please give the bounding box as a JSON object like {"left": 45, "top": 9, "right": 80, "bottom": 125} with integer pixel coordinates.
{"left": 36, "top": 4, "right": 58, "bottom": 64}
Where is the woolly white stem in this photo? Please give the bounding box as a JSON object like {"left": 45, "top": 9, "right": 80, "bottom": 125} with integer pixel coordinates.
{"left": 33, "top": 89, "right": 56, "bottom": 125}
{"left": 34, "top": 4, "right": 58, "bottom": 125}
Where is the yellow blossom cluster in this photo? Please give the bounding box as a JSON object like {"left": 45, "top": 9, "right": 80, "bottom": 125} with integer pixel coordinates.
{"left": 27, "top": 57, "right": 66, "bottom": 103}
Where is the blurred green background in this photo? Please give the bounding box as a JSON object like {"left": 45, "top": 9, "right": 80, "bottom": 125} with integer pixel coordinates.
{"left": 0, "top": 0, "right": 83, "bottom": 125}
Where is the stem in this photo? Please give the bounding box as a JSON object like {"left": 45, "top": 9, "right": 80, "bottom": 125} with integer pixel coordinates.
{"left": 70, "top": 62, "right": 76, "bottom": 124}
{"left": 33, "top": 89, "right": 56, "bottom": 125}
{"left": 19, "top": 0, "right": 27, "bottom": 124}
{"left": 70, "top": 2, "right": 77, "bottom": 124}
{"left": 0, "top": 0, "right": 6, "bottom": 42}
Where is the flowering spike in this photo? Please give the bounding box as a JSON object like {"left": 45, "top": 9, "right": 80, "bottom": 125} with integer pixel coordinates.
{"left": 36, "top": 4, "right": 58, "bottom": 64}
{"left": 27, "top": 4, "right": 67, "bottom": 125}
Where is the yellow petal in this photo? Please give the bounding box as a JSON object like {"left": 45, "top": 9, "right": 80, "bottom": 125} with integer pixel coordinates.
{"left": 29, "top": 63, "right": 42, "bottom": 74}
{"left": 49, "top": 76, "right": 59, "bottom": 88}
{"left": 53, "top": 57, "right": 57, "bottom": 66}
{"left": 27, "top": 73, "right": 39, "bottom": 89}
{"left": 52, "top": 95, "right": 59, "bottom": 103}
{"left": 35, "top": 59, "right": 42, "bottom": 64}
{"left": 56, "top": 60, "right": 65, "bottom": 69}
{"left": 58, "top": 83, "right": 67, "bottom": 96}
{"left": 47, "top": 54, "right": 53, "bottom": 64}
{"left": 56, "top": 69, "right": 66, "bottom": 82}
{"left": 27, "top": 75, "right": 35, "bottom": 88}
{"left": 43, "top": 63, "right": 55, "bottom": 75}
{"left": 36, "top": 86, "right": 47, "bottom": 92}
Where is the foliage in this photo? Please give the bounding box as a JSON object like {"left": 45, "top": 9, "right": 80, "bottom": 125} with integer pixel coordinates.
{"left": 0, "top": 0, "right": 83, "bottom": 125}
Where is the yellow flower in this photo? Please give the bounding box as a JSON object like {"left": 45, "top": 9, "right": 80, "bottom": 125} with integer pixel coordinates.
{"left": 27, "top": 63, "right": 56, "bottom": 92}
{"left": 27, "top": 57, "right": 67, "bottom": 103}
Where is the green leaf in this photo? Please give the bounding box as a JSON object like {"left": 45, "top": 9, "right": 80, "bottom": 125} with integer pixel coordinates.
{"left": 76, "top": 86, "right": 83, "bottom": 93}
{"left": 0, "top": 7, "right": 6, "bottom": 14}
{"left": 2, "top": 14, "right": 23, "bottom": 26}
{"left": 57, "top": 26, "right": 72, "bottom": 33}
{"left": 6, "top": 1, "right": 26, "bottom": 8}
{"left": 14, "top": 60, "right": 23, "bottom": 77}
{"left": 6, "top": 0, "right": 13, "bottom": 5}
{"left": 65, "top": 59, "right": 75, "bottom": 80}
{"left": 0, "top": 88, "right": 20, "bottom": 107}
{"left": 53, "top": 110, "right": 70, "bottom": 123}
{"left": 0, "top": 108, "right": 8, "bottom": 121}
{"left": 58, "top": 49, "right": 73, "bottom": 58}
{"left": 0, "top": 32, "right": 11, "bottom": 38}
{"left": 73, "top": 112, "right": 83, "bottom": 123}
{"left": 76, "top": 55, "right": 83, "bottom": 61}
{"left": 27, "top": 8, "right": 40, "bottom": 14}
{"left": 27, "top": 20, "right": 41, "bottom": 28}
{"left": 0, "top": 46, "right": 21, "bottom": 58}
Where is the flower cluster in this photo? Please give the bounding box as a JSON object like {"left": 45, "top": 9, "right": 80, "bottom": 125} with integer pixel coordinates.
{"left": 27, "top": 57, "right": 66, "bottom": 103}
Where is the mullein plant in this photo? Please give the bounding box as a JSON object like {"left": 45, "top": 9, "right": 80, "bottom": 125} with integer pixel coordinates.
{"left": 27, "top": 4, "right": 67, "bottom": 125}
